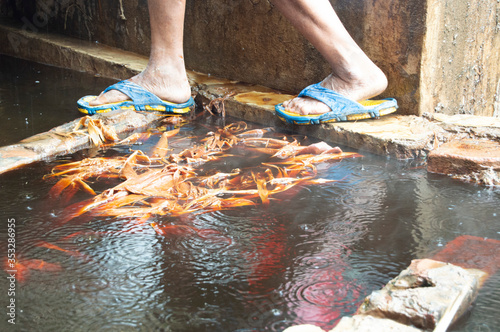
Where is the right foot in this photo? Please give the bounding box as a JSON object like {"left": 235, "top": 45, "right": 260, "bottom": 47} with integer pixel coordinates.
{"left": 282, "top": 54, "right": 388, "bottom": 116}
{"left": 89, "top": 65, "right": 192, "bottom": 106}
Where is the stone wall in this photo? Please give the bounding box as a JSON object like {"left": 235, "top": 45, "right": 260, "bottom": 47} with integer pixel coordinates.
{"left": 1, "top": 0, "right": 498, "bottom": 117}
{"left": 421, "top": 0, "right": 500, "bottom": 117}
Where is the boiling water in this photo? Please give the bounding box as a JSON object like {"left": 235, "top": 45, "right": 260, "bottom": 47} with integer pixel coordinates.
{"left": 0, "top": 56, "right": 499, "bottom": 332}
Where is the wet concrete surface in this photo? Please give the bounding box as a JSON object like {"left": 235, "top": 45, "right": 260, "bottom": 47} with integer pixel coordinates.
{"left": 0, "top": 21, "right": 499, "bottom": 185}
{"left": 0, "top": 109, "right": 170, "bottom": 174}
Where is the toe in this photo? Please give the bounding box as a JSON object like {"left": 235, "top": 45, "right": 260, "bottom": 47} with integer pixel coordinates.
{"left": 284, "top": 97, "right": 332, "bottom": 116}
{"left": 88, "top": 90, "right": 129, "bottom": 106}
{"left": 284, "top": 98, "right": 306, "bottom": 115}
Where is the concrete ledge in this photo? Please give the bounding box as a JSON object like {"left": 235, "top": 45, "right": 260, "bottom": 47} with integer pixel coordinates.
{"left": 0, "top": 109, "right": 166, "bottom": 174}
{"left": 0, "top": 19, "right": 146, "bottom": 80}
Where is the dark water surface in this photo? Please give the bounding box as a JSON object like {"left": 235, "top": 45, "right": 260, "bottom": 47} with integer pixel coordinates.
{"left": 0, "top": 56, "right": 499, "bottom": 332}
{"left": 0, "top": 54, "right": 116, "bottom": 146}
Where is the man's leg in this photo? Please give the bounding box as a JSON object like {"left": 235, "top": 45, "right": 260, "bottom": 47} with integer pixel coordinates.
{"left": 271, "top": 0, "right": 388, "bottom": 115}
{"left": 89, "top": 0, "right": 191, "bottom": 106}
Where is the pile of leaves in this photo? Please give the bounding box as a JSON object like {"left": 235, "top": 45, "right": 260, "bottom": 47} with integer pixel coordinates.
{"left": 45, "top": 120, "right": 362, "bottom": 231}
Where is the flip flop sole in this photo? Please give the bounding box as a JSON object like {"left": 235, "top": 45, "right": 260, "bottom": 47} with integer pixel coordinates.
{"left": 77, "top": 95, "right": 194, "bottom": 115}
{"left": 276, "top": 99, "right": 397, "bottom": 125}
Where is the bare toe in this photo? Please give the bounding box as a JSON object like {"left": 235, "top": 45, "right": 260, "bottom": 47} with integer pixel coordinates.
{"left": 88, "top": 89, "right": 129, "bottom": 106}
{"left": 284, "top": 97, "right": 330, "bottom": 115}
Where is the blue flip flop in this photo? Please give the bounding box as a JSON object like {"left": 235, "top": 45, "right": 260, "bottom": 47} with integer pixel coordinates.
{"left": 275, "top": 83, "right": 398, "bottom": 125}
{"left": 77, "top": 80, "right": 195, "bottom": 115}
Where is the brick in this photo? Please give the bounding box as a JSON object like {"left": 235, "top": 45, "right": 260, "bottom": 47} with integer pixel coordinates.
{"left": 427, "top": 139, "right": 500, "bottom": 175}
{"left": 356, "top": 259, "right": 485, "bottom": 330}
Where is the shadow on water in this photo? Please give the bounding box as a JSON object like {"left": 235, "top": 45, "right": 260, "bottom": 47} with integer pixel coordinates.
{"left": 0, "top": 56, "right": 499, "bottom": 332}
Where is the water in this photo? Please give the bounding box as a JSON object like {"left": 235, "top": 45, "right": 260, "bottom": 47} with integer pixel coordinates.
{"left": 0, "top": 54, "right": 116, "bottom": 146}
{"left": 0, "top": 56, "right": 499, "bottom": 331}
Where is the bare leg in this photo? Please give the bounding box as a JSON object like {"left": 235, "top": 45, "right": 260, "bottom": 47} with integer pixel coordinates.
{"left": 271, "top": 0, "right": 388, "bottom": 115}
{"left": 89, "top": 0, "right": 191, "bottom": 106}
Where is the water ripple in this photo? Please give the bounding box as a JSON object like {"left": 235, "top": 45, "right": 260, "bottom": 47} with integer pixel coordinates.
{"left": 298, "top": 279, "right": 362, "bottom": 309}
{"left": 70, "top": 274, "right": 110, "bottom": 294}
{"left": 123, "top": 262, "right": 163, "bottom": 291}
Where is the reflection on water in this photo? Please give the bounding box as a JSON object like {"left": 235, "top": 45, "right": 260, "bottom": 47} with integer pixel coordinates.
{"left": 0, "top": 56, "right": 499, "bottom": 332}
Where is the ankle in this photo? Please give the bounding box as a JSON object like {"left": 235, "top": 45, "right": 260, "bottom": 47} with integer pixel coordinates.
{"left": 330, "top": 47, "right": 387, "bottom": 88}
{"left": 321, "top": 63, "right": 388, "bottom": 102}
{"left": 367, "top": 67, "right": 388, "bottom": 96}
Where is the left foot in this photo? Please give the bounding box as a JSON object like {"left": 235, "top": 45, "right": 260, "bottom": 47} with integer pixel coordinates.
{"left": 88, "top": 61, "right": 192, "bottom": 107}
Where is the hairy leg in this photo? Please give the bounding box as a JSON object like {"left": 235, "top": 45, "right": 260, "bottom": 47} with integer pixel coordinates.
{"left": 271, "top": 0, "right": 388, "bottom": 115}
{"left": 89, "top": 0, "right": 191, "bottom": 106}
